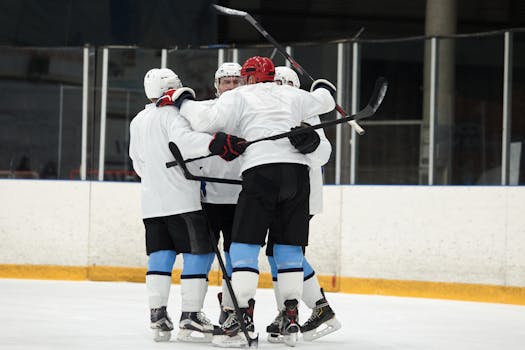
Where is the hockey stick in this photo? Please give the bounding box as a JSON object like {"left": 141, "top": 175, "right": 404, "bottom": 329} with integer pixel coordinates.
{"left": 168, "top": 142, "right": 242, "bottom": 185}
{"left": 244, "top": 76, "right": 387, "bottom": 146}
{"left": 165, "top": 76, "right": 387, "bottom": 169}
{"left": 168, "top": 143, "right": 255, "bottom": 345}
{"left": 213, "top": 4, "right": 366, "bottom": 135}
{"left": 200, "top": 211, "right": 258, "bottom": 348}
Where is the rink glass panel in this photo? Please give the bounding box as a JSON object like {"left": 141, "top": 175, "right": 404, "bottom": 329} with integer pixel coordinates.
{"left": 357, "top": 40, "right": 424, "bottom": 184}
{"left": 167, "top": 49, "right": 219, "bottom": 101}
{"left": 291, "top": 44, "right": 339, "bottom": 184}
{"left": 2, "top": 32, "right": 523, "bottom": 186}
{"left": 439, "top": 35, "right": 504, "bottom": 185}
{"left": 0, "top": 47, "right": 85, "bottom": 180}
{"left": 511, "top": 32, "right": 525, "bottom": 185}
{"left": 98, "top": 48, "right": 160, "bottom": 181}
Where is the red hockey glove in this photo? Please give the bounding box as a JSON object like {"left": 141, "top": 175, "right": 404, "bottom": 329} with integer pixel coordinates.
{"left": 156, "top": 87, "right": 196, "bottom": 108}
{"left": 288, "top": 123, "right": 321, "bottom": 154}
{"left": 209, "top": 132, "right": 248, "bottom": 161}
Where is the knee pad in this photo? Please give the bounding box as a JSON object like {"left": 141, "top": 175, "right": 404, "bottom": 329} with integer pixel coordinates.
{"left": 273, "top": 244, "right": 303, "bottom": 271}
{"left": 230, "top": 243, "right": 260, "bottom": 272}
{"left": 148, "top": 250, "right": 176, "bottom": 273}
{"left": 182, "top": 253, "right": 214, "bottom": 276}
{"left": 267, "top": 255, "right": 278, "bottom": 280}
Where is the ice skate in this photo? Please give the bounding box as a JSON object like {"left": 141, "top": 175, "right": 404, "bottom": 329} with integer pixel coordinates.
{"left": 266, "top": 312, "right": 284, "bottom": 343}
{"left": 212, "top": 299, "right": 258, "bottom": 348}
{"left": 177, "top": 311, "right": 217, "bottom": 342}
{"left": 150, "top": 306, "right": 173, "bottom": 342}
{"left": 300, "top": 297, "right": 341, "bottom": 341}
{"left": 217, "top": 292, "right": 229, "bottom": 325}
{"left": 281, "top": 299, "right": 300, "bottom": 347}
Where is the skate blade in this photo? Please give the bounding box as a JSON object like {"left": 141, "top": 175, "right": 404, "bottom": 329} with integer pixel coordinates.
{"left": 153, "top": 329, "right": 172, "bottom": 342}
{"left": 302, "top": 317, "right": 342, "bottom": 341}
{"left": 267, "top": 332, "right": 284, "bottom": 343}
{"left": 284, "top": 332, "right": 298, "bottom": 347}
{"left": 212, "top": 332, "right": 258, "bottom": 348}
{"left": 177, "top": 328, "right": 213, "bottom": 343}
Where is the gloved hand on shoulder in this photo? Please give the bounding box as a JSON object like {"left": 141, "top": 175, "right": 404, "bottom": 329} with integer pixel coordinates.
{"left": 156, "top": 87, "right": 196, "bottom": 109}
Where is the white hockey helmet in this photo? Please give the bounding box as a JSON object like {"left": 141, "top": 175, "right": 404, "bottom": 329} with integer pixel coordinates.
{"left": 143, "top": 68, "right": 182, "bottom": 99}
{"left": 214, "top": 62, "right": 242, "bottom": 94}
{"left": 274, "top": 66, "right": 300, "bottom": 88}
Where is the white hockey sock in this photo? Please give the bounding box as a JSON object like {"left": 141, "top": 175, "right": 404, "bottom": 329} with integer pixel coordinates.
{"left": 277, "top": 271, "right": 303, "bottom": 306}
{"left": 272, "top": 281, "right": 284, "bottom": 311}
{"left": 221, "top": 279, "right": 234, "bottom": 310}
{"left": 146, "top": 274, "right": 172, "bottom": 309}
{"left": 202, "top": 278, "right": 209, "bottom": 310}
{"left": 181, "top": 278, "right": 207, "bottom": 312}
{"left": 231, "top": 271, "right": 259, "bottom": 308}
{"left": 302, "top": 274, "right": 324, "bottom": 309}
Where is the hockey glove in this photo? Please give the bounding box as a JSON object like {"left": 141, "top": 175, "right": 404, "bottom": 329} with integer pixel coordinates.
{"left": 156, "top": 87, "right": 196, "bottom": 109}
{"left": 209, "top": 132, "right": 248, "bottom": 161}
{"left": 310, "top": 79, "right": 336, "bottom": 96}
{"left": 288, "top": 123, "right": 321, "bottom": 154}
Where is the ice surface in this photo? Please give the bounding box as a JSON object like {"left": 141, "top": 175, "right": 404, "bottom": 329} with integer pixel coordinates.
{"left": 1, "top": 279, "right": 524, "bottom": 349}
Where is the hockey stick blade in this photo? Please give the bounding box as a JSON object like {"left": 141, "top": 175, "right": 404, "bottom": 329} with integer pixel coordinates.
{"left": 212, "top": 4, "right": 248, "bottom": 17}
{"left": 354, "top": 76, "right": 388, "bottom": 121}
{"left": 168, "top": 142, "right": 196, "bottom": 180}
{"left": 167, "top": 142, "right": 242, "bottom": 185}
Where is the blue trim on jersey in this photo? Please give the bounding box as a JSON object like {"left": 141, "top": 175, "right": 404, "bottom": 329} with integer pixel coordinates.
{"left": 230, "top": 243, "right": 260, "bottom": 270}
{"left": 180, "top": 274, "right": 208, "bottom": 279}
{"left": 182, "top": 253, "right": 215, "bottom": 276}
{"left": 267, "top": 255, "right": 278, "bottom": 279}
{"left": 278, "top": 267, "right": 304, "bottom": 274}
{"left": 147, "top": 250, "right": 176, "bottom": 273}
{"left": 146, "top": 271, "right": 172, "bottom": 276}
{"left": 232, "top": 267, "right": 259, "bottom": 274}
{"left": 273, "top": 244, "right": 303, "bottom": 270}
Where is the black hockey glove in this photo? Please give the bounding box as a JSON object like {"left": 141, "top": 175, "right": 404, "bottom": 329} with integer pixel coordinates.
{"left": 209, "top": 132, "right": 248, "bottom": 161}
{"left": 288, "top": 123, "right": 320, "bottom": 154}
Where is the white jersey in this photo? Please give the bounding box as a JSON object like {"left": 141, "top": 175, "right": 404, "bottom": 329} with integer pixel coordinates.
{"left": 129, "top": 103, "right": 212, "bottom": 219}
{"left": 195, "top": 99, "right": 242, "bottom": 205}
{"left": 180, "top": 83, "right": 336, "bottom": 173}
{"left": 199, "top": 156, "right": 242, "bottom": 204}
{"left": 303, "top": 115, "right": 332, "bottom": 215}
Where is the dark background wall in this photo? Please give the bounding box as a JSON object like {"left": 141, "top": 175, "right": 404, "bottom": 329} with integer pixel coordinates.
{"left": 1, "top": 0, "right": 524, "bottom": 48}
{"left": 0, "top": 0, "right": 217, "bottom": 47}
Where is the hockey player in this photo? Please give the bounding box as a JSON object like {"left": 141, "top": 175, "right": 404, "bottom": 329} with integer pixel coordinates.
{"left": 266, "top": 66, "right": 341, "bottom": 342}
{"left": 129, "top": 68, "right": 245, "bottom": 343}
{"left": 156, "top": 56, "right": 337, "bottom": 347}
{"left": 199, "top": 62, "right": 244, "bottom": 324}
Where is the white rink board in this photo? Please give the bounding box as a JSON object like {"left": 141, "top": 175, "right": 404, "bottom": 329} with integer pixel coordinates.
{"left": 0, "top": 180, "right": 90, "bottom": 266}
{"left": 1, "top": 180, "right": 525, "bottom": 287}
{"left": 339, "top": 186, "right": 525, "bottom": 286}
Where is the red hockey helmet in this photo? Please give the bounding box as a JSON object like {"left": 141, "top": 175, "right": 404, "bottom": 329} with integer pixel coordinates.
{"left": 241, "top": 56, "right": 275, "bottom": 83}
